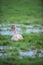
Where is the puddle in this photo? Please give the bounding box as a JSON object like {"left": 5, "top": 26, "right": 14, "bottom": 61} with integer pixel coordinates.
{"left": 19, "top": 49, "right": 43, "bottom": 58}
{"left": 0, "top": 46, "right": 43, "bottom": 58}
{"left": 0, "top": 46, "right": 3, "bottom": 50}
{"left": 0, "top": 31, "right": 14, "bottom": 35}
{"left": 0, "top": 28, "right": 43, "bottom": 35}
{"left": 0, "top": 46, "right": 17, "bottom": 50}
{"left": 26, "top": 29, "right": 43, "bottom": 33}
{"left": 0, "top": 24, "right": 43, "bottom": 35}
{"left": 19, "top": 50, "right": 37, "bottom": 57}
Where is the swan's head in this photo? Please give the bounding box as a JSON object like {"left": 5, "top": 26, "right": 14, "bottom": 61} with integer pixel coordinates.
{"left": 11, "top": 25, "right": 16, "bottom": 31}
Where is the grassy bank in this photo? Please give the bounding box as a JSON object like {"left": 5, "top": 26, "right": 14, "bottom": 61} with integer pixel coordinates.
{"left": 0, "top": 57, "right": 43, "bottom": 65}
{"left": 0, "top": 0, "right": 42, "bottom": 24}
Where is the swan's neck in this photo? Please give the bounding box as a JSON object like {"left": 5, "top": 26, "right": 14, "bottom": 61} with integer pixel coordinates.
{"left": 14, "top": 30, "right": 17, "bottom": 34}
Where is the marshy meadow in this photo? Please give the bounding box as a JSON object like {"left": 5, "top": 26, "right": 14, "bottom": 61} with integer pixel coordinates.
{"left": 0, "top": 0, "right": 43, "bottom": 65}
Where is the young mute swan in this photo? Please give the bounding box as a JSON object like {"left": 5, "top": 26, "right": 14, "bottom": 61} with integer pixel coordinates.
{"left": 11, "top": 25, "right": 23, "bottom": 41}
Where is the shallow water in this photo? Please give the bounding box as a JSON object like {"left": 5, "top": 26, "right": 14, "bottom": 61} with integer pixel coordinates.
{"left": 0, "top": 46, "right": 43, "bottom": 58}
{"left": 0, "top": 24, "right": 43, "bottom": 35}
{"left": 19, "top": 49, "right": 43, "bottom": 58}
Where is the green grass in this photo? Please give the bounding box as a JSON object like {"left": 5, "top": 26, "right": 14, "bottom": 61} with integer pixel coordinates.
{"left": 0, "top": 57, "right": 43, "bottom": 65}
{"left": 0, "top": 33, "right": 43, "bottom": 49}
{"left": 0, "top": 0, "right": 42, "bottom": 24}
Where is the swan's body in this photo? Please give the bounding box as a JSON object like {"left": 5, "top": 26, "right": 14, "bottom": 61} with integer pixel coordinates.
{"left": 11, "top": 25, "right": 23, "bottom": 41}
{"left": 11, "top": 34, "right": 23, "bottom": 41}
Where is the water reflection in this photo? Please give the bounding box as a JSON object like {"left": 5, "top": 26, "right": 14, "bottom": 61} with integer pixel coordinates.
{"left": 19, "top": 49, "right": 43, "bottom": 58}
{"left": 0, "top": 24, "right": 43, "bottom": 35}
{"left": 26, "top": 29, "right": 43, "bottom": 33}
{"left": 0, "top": 46, "right": 43, "bottom": 58}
